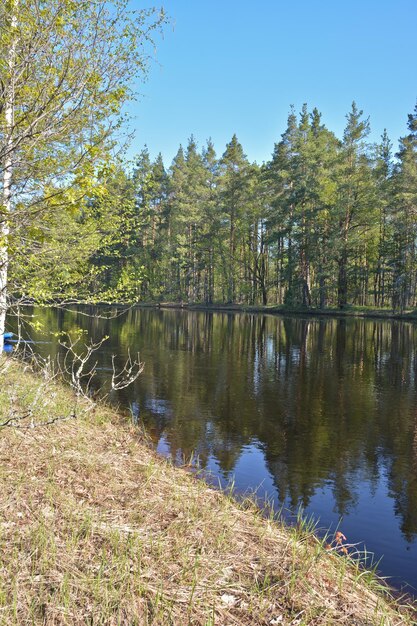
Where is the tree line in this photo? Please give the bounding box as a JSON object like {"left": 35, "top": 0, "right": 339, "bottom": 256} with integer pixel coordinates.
{"left": 12, "top": 101, "right": 417, "bottom": 311}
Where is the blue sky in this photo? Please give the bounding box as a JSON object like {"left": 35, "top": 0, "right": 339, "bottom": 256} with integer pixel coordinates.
{"left": 129, "top": 0, "right": 417, "bottom": 166}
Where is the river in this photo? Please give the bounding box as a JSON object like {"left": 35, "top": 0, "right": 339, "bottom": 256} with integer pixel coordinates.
{"left": 9, "top": 306, "right": 417, "bottom": 593}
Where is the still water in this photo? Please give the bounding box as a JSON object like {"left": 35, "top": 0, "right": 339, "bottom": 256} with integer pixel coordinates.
{"left": 11, "top": 307, "right": 417, "bottom": 592}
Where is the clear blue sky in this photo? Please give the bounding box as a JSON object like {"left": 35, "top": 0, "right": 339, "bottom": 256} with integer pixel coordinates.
{"left": 129, "top": 0, "right": 417, "bottom": 166}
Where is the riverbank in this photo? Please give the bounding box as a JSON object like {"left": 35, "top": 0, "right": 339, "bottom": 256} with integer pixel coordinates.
{"left": 0, "top": 358, "right": 415, "bottom": 625}
{"left": 134, "top": 301, "right": 417, "bottom": 322}
{"left": 31, "top": 300, "right": 417, "bottom": 323}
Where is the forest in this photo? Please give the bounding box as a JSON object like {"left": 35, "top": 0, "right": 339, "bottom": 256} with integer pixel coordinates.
{"left": 10, "top": 101, "right": 417, "bottom": 312}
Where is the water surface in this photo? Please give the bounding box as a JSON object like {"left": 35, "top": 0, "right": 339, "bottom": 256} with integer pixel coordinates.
{"left": 12, "top": 307, "right": 417, "bottom": 592}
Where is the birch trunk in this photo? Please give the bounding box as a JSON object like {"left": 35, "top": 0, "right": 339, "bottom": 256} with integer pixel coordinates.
{"left": 0, "top": 4, "right": 17, "bottom": 352}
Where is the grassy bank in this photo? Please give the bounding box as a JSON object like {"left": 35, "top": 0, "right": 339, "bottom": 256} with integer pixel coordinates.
{"left": 0, "top": 358, "right": 415, "bottom": 625}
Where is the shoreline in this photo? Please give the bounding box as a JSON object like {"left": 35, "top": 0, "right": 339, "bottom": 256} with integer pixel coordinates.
{"left": 0, "top": 357, "right": 416, "bottom": 624}
{"left": 133, "top": 301, "right": 417, "bottom": 322}
{"left": 21, "top": 300, "right": 417, "bottom": 323}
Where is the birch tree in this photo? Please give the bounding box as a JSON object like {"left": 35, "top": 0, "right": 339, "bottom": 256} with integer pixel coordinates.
{"left": 0, "top": 0, "right": 166, "bottom": 349}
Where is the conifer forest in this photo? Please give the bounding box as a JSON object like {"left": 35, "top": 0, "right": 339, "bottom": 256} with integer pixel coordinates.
{"left": 11, "top": 102, "right": 417, "bottom": 312}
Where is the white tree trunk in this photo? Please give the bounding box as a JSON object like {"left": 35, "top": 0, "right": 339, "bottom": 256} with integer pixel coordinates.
{"left": 0, "top": 4, "right": 17, "bottom": 352}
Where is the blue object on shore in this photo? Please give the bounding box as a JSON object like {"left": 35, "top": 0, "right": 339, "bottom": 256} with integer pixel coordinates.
{"left": 3, "top": 332, "right": 14, "bottom": 342}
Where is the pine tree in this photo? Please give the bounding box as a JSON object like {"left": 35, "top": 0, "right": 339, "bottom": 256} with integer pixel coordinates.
{"left": 219, "top": 135, "right": 251, "bottom": 303}
{"left": 391, "top": 104, "right": 417, "bottom": 311}
{"left": 266, "top": 106, "right": 339, "bottom": 307}
{"left": 201, "top": 140, "right": 220, "bottom": 303}
{"left": 167, "top": 145, "right": 187, "bottom": 299}
{"left": 335, "top": 103, "right": 375, "bottom": 308}
{"left": 373, "top": 130, "right": 394, "bottom": 307}
{"left": 308, "top": 108, "right": 339, "bottom": 307}
{"left": 265, "top": 108, "right": 299, "bottom": 305}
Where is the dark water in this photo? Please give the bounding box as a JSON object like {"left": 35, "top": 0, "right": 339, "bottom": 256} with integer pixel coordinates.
{"left": 10, "top": 307, "right": 417, "bottom": 592}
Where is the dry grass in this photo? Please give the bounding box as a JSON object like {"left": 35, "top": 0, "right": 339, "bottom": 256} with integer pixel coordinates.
{"left": 0, "top": 357, "right": 415, "bottom": 625}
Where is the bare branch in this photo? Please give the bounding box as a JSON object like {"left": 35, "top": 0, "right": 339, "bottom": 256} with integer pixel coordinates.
{"left": 111, "top": 351, "right": 144, "bottom": 391}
